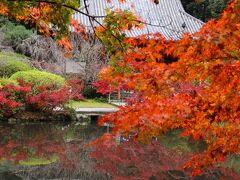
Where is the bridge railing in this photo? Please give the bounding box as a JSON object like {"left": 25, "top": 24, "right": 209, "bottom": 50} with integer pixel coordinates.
{"left": 108, "top": 90, "right": 133, "bottom": 105}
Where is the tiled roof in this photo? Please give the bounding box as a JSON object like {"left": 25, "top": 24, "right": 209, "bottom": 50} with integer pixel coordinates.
{"left": 72, "top": 0, "right": 204, "bottom": 40}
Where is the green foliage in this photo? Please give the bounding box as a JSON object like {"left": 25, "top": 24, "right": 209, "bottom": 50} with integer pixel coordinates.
{"left": 225, "top": 155, "right": 240, "bottom": 174}
{"left": 10, "top": 70, "right": 65, "bottom": 88}
{"left": 0, "top": 17, "right": 33, "bottom": 46}
{"left": 96, "top": 9, "right": 141, "bottom": 54}
{"left": 0, "top": 51, "right": 29, "bottom": 59}
{"left": 0, "top": 16, "right": 9, "bottom": 28}
{"left": 82, "top": 85, "right": 103, "bottom": 99}
{"left": 0, "top": 77, "right": 18, "bottom": 87}
{"left": 0, "top": 0, "right": 80, "bottom": 38}
{"left": 160, "top": 129, "right": 207, "bottom": 153}
{"left": 0, "top": 52, "right": 31, "bottom": 77}
{"left": 93, "top": 97, "right": 108, "bottom": 103}
{"left": 181, "top": 0, "right": 228, "bottom": 22}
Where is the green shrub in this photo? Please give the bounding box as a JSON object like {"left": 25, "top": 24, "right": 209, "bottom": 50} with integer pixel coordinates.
{"left": 0, "top": 51, "right": 29, "bottom": 59}
{"left": 2, "top": 21, "right": 33, "bottom": 46}
{"left": 10, "top": 70, "right": 65, "bottom": 88}
{"left": 81, "top": 85, "right": 104, "bottom": 99}
{"left": 0, "top": 77, "right": 18, "bottom": 86}
{"left": 0, "top": 52, "right": 32, "bottom": 77}
{"left": 0, "top": 16, "right": 9, "bottom": 27}
{"left": 93, "top": 97, "right": 108, "bottom": 103}
{"left": 225, "top": 155, "right": 240, "bottom": 174}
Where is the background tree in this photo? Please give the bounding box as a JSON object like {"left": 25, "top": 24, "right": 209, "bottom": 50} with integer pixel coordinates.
{"left": 0, "top": 0, "right": 80, "bottom": 37}
{"left": 181, "top": 0, "right": 229, "bottom": 22}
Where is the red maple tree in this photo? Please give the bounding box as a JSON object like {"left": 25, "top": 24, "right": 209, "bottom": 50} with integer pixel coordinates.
{"left": 92, "top": 0, "right": 240, "bottom": 176}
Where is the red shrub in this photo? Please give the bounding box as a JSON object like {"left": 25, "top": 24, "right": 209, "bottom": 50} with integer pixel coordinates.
{"left": 0, "top": 79, "right": 84, "bottom": 117}
{"left": 0, "top": 84, "right": 24, "bottom": 117}
{"left": 66, "top": 79, "right": 84, "bottom": 101}
{"left": 26, "top": 84, "right": 70, "bottom": 111}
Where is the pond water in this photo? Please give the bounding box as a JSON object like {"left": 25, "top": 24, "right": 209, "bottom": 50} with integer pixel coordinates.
{"left": 0, "top": 121, "right": 239, "bottom": 180}
{"left": 0, "top": 120, "right": 110, "bottom": 180}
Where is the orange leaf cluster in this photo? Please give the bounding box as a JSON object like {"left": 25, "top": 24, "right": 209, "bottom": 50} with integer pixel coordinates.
{"left": 97, "top": 0, "right": 240, "bottom": 172}
{"left": 0, "top": 0, "right": 80, "bottom": 38}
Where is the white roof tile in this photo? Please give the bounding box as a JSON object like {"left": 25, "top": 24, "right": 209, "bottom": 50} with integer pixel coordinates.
{"left": 72, "top": 0, "right": 204, "bottom": 40}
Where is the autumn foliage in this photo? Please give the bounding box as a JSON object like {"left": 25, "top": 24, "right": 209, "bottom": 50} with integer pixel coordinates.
{"left": 0, "top": 79, "right": 83, "bottom": 119}
{"left": 0, "top": 0, "right": 239, "bottom": 178}
{"left": 0, "top": 0, "right": 87, "bottom": 51}
{"left": 0, "top": 0, "right": 80, "bottom": 36}
{"left": 89, "top": 134, "right": 239, "bottom": 179}
{"left": 0, "top": 124, "right": 69, "bottom": 163}
{"left": 92, "top": 0, "right": 240, "bottom": 175}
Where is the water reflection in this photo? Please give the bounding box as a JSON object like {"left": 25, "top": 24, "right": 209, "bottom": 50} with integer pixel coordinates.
{"left": 0, "top": 121, "right": 110, "bottom": 180}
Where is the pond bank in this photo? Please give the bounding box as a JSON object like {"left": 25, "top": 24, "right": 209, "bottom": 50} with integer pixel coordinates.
{"left": 1, "top": 99, "right": 119, "bottom": 123}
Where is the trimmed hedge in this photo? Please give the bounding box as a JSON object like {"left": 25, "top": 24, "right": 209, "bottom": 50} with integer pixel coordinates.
{"left": 10, "top": 70, "right": 65, "bottom": 88}
{"left": 0, "top": 52, "right": 32, "bottom": 77}
{"left": 0, "top": 78, "right": 18, "bottom": 87}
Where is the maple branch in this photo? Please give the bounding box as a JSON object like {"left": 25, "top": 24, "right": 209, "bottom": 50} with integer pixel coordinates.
{"left": 7, "top": 0, "right": 176, "bottom": 29}
{"left": 93, "top": 18, "right": 125, "bottom": 50}
{"left": 82, "top": 0, "right": 98, "bottom": 42}
{"left": 7, "top": 0, "right": 106, "bottom": 19}
{"left": 6, "top": 0, "right": 181, "bottom": 42}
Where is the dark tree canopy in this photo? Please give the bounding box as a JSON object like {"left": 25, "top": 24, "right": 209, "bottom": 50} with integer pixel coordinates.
{"left": 181, "top": 0, "right": 229, "bottom": 22}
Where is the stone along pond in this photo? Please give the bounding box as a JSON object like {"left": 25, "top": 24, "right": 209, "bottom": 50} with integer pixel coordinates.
{"left": 0, "top": 120, "right": 111, "bottom": 180}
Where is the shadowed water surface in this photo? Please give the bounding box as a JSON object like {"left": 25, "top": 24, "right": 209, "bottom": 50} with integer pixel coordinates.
{"left": 0, "top": 121, "right": 239, "bottom": 180}
{"left": 0, "top": 121, "right": 110, "bottom": 180}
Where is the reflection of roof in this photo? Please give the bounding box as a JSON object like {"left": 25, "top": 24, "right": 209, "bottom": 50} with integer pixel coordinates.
{"left": 72, "top": 0, "right": 204, "bottom": 40}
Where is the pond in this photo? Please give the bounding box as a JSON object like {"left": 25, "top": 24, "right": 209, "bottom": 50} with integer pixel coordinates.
{"left": 0, "top": 120, "right": 239, "bottom": 180}
{"left": 0, "top": 120, "right": 110, "bottom": 180}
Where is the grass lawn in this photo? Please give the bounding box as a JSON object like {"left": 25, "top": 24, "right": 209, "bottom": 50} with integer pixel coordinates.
{"left": 67, "top": 100, "right": 116, "bottom": 109}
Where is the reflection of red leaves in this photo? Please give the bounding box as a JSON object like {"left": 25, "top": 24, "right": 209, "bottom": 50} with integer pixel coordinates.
{"left": 14, "top": 152, "right": 27, "bottom": 161}
{"left": 0, "top": 148, "right": 3, "bottom": 158}
{"left": 89, "top": 133, "right": 117, "bottom": 148}
{"left": 43, "top": 144, "right": 65, "bottom": 153}
{"left": 89, "top": 138, "right": 193, "bottom": 179}
{"left": 5, "top": 140, "right": 19, "bottom": 149}
{"left": 27, "top": 141, "right": 37, "bottom": 149}
{"left": 0, "top": 129, "right": 68, "bottom": 164}
{"left": 191, "top": 170, "right": 201, "bottom": 176}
